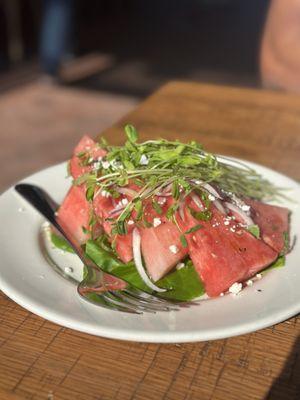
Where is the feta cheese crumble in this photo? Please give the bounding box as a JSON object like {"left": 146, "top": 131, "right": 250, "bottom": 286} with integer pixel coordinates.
{"left": 140, "top": 154, "right": 149, "bottom": 165}
{"left": 92, "top": 161, "right": 101, "bottom": 170}
{"left": 169, "top": 245, "right": 179, "bottom": 254}
{"left": 176, "top": 262, "right": 185, "bottom": 270}
{"left": 121, "top": 198, "right": 129, "bottom": 206}
{"left": 246, "top": 279, "right": 253, "bottom": 286}
{"left": 128, "top": 219, "right": 134, "bottom": 225}
{"left": 228, "top": 282, "right": 242, "bottom": 295}
{"left": 241, "top": 204, "right": 251, "bottom": 212}
{"left": 157, "top": 197, "right": 166, "bottom": 205}
{"left": 102, "top": 160, "right": 110, "bottom": 169}
{"left": 101, "top": 190, "right": 111, "bottom": 197}
{"left": 256, "top": 273, "right": 262, "bottom": 279}
{"left": 153, "top": 217, "right": 162, "bottom": 227}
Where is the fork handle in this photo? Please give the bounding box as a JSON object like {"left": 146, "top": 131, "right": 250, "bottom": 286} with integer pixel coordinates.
{"left": 15, "top": 183, "right": 86, "bottom": 260}
{"left": 15, "top": 183, "right": 61, "bottom": 229}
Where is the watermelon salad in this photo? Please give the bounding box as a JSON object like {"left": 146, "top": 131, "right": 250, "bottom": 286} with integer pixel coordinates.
{"left": 53, "top": 125, "right": 291, "bottom": 301}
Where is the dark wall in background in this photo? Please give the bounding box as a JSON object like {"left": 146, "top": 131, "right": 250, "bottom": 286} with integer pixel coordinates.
{"left": 0, "top": 0, "right": 270, "bottom": 95}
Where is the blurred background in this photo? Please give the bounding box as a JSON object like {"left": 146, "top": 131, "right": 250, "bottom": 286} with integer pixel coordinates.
{"left": 0, "top": 0, "right": 291, "bottom": 190}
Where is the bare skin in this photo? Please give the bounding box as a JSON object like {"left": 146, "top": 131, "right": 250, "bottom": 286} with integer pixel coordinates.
{"left": 260, "top": 0, "right": 300, "bottom": 92}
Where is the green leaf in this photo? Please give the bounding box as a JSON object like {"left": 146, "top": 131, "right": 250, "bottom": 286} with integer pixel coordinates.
{"left": 125, "top": 124, "right": 138, "bottom": 143}
{"left": 116, "top": 220, "right": 127, "bottom": 235}
{"left": 85, "top": 240, "right": 205, "bottom": 301}
{"left": 185, "top": 224, "right": 203, "bottom": 234}
{"left": 82, "top": 226, "right": 89, "bottom": 235}
{"left": 99, "top": 136, "right": 108, "bottom": 147}
{"left": 166, "top": 204, "right": 178, "bottom": 220}
{"left": 88, "top": 212, "right": 97, "bottom": 227}
{"left": 85, "top": 186, "right": 95, "bottom": 201}
{"left": 247, "top": 224, "right": 260, "bottom": 239}
{"left": 189, "top": 208, "right": 212, "bottom": 221}
{"left": 76, "top": 151, "right": 87, "bottom": 158}
{"left": 134, "top": 199, "right": 143, "bottom": 220}
{"left": 118, "top": 206, "right": 132, "bottom": 222}
{"left": 143, "top": 219, "right": 152, "bottom": 228}
{"left": 50, "top": 232, "right": 74, "bottom": 253}
{"left": 262, "top": 256, "right": 285, "bottom": 275}
{"left": 156, "top": 261, "right": 205, "bottom": 301}
{"left": 123, "top": 159, "right": 135, "bottom": 170}
{"left": 180, "top": 234, "right": 188, "bottom": 248}
{"left": 172, "top": 181, "right": 180, "bottom": 200}
{"left": 152, "top": 200, "right": 163, "bottom": 215}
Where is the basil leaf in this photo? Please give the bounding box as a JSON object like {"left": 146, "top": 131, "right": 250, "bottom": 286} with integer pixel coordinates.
{"left": 85, "top": 240, "right": 205, "bottom": 301}
{"left": 156, "top": 262, "right": 205, "bottom": 301}
{"left": 262, "top": 255, "right": 285, "bottom": 275}
{"left": 51, "top": 232, "right": 74, "bottom": 253}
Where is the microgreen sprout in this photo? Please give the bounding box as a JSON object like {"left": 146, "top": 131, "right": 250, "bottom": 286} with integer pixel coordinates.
{"left": 74, "top": 125, "right": 285, "bottom": 235}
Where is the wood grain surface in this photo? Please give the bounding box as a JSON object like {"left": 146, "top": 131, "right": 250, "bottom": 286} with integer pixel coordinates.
{"left": 1, "top": 81, "right": 300, "bottom": 400}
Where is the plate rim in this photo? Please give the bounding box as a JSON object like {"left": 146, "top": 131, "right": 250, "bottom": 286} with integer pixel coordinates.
{"left": 0, "top": 159, "right": 299, "bottom": 343}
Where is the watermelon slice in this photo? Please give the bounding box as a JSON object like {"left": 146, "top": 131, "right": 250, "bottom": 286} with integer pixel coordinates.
{"left": 57, "top": 185, "right": 91, "bottom": 243}
{"left": 70, "top": 135, "right": 106, "bottom": 180}
{"left": 93, "top": 192, "right": 134, "bottom": 263}
{"left": 57, "top": 135, "right": 291, "bottom": 299}
{"left": 140, "top": 221, "right": 188, "bottom": 281}
{"left": 179, "top": 202, "right": 278, "bottom": 297}
{"left": 246, "top": 199, "right": 290, "bottom": 254}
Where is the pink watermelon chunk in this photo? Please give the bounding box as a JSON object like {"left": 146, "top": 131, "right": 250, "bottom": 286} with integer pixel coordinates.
{"left": 57, "top": 185, "right": 91, "bottom": 243}
{"left": 179, "top": 202, "right": 278, "bottom": 297}
{"left": 246, "top": 199, "right": 290, "bottom": 254}
{"left": 140, "top": 221, "right": 188, "bottom": 281}
{"left": 93, "top": 192, "right": 134, "bottom": 263}
{"left": 70, "top": 135, "right": 106, "bottom": 179}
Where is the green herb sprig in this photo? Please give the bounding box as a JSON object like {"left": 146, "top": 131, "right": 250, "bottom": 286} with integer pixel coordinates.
{"left": 74, "top": 124, "right": 285, "bottom": 234}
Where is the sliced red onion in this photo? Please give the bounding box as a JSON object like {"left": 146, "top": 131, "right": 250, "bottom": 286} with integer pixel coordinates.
{"left": 116, "top": 187, "right": 138, "bottom": 197}
{"left": 132, "top": 228, "right": 166, "bottom": 292}
{"left": 202, "top": 183, "right": 222, "bottom": 199}
{"left": 157, "top": 183, "right": 172, "bottom": 197}
{"left": 213, "top": 199, "right": 226, "bottom": 214}
{"left": 93, "top": 188, "right": 101, "bottom": 199}
{"left": 191, "top": 193, "right": 205, "bottom": 211}
{"left": 156, "top": 192, "right": 172, "bottom": 197}
{"left": 108, "top": 206, "right": 125, "bottom": 217}
{"left": 224, "top": 202, "right": 254, "bottom": 226}
{"left": 227, "top": 192, "right": 251, "bottom": 215}
{"left": 190, "top": 179, "right": 222, "bottom": 199}
{"left": 157, "top": 196, "right": 167, "bottom": 205}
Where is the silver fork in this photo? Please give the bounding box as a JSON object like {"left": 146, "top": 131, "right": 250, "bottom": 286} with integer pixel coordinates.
{"left": 15, "top": 183, "right": 183, "bottom": 314}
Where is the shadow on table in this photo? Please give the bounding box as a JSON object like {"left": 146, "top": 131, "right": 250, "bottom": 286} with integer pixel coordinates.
{"left": 265, "top": 333, "right": 300, "bottom": 400}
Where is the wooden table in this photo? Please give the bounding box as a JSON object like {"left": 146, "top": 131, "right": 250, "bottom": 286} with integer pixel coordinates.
{"left": 1, "top": 81, "right": 300, "bottom": 400}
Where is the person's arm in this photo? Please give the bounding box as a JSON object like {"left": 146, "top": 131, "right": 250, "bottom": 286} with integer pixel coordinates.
{"left": 260, "top": 0, "right": 300, "bottom": 92}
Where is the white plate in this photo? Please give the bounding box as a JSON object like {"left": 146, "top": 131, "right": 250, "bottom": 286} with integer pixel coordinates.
{"left": 0, "top": 161, "right": 299, "bottom": 343}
